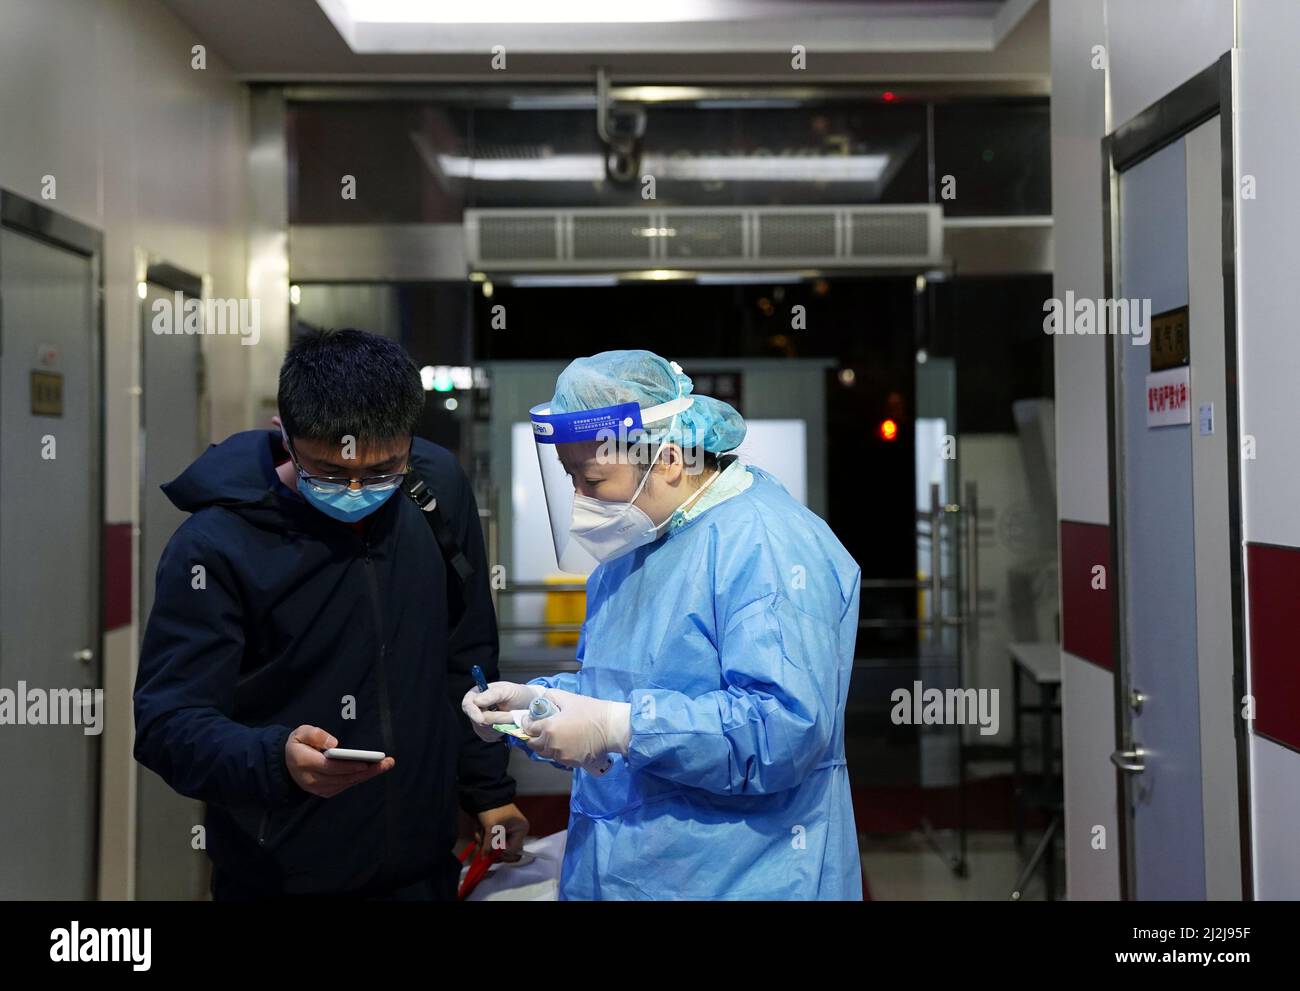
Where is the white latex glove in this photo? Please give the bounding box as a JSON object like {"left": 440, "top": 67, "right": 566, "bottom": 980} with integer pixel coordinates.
{"left": 521, "top": 688, "right": 631, "bottom": 769}
{"left": 461, "top": 681, "right": 544, "bottom": 743}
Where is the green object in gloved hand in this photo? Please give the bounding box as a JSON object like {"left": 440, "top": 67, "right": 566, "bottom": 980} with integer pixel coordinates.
{"left": 493, "top": 722, "right": 531, "bottom": 740}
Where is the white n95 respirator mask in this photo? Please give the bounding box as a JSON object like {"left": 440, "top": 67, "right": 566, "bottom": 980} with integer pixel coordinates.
{"left": 567, "top": 452, "right": 665, "bottom": 564}
{"left": 568, "top": 494, "right": 661, "bottom": 564}
{"left": 567, "top": 437, "right": 724, "bottom": 565}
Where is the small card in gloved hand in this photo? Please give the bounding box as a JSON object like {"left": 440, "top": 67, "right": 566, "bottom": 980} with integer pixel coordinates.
{"left": 493, "top": 708, "right": 533, "bottom": 740}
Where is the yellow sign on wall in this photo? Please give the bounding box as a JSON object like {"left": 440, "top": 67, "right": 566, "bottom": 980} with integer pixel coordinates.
{"left": 30, "top": 370, "right": 63, "bottom": 417}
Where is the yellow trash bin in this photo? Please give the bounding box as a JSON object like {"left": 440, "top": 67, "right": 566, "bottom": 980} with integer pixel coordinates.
{"left": 542, "top": 573, "right": 586, "bottom": 647}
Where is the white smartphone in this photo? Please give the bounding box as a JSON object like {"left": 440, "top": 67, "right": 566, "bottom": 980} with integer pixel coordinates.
{"left": 321, "top": 748, "right": 386, "bottom": 763}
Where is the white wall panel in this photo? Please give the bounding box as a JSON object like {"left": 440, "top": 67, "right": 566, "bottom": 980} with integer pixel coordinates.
{"left": 1236, "top": 0, "right": 1300, "bottom": 898}
{"left": 1249, "top": 735, "right": 1300, "bottom": 898}
{"left": 1050, "top": 0, "right": 1110, "bottom": 527}
{"left": 1051, "top": 0, "right": 1119, "bottom": 901}
{"left": 1105, "top": 0, "right": 1235, "bottom": 127}
{"left": 1060, "top": 650, "right": 1121, "bottom": 899}
{"left": 1235, "top": 0, "right": 1300, "bottom": 550}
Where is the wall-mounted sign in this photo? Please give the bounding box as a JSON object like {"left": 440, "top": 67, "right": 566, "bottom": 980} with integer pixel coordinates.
{"left": 31, "top": 370, "right": 64, "bottom": 417}
{"left": 1146, "top": 366, "right": 1190, "bottom": 427}
{"left": 1150, "top": 305, "right": 1190, "bottom": 372}
{"left": 1199, "top": 402, "right": 1215, "bottom": 436}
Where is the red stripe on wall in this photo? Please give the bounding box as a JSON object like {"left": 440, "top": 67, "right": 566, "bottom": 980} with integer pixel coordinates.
{"left": 1247, "top": 542, "right": 1300, "bottom": 752}
{"left": 103, "top": 522, "right": 133, "bottom": 631}
{"left": 1060, "top": 520, "right": 1114, "bottom": 670}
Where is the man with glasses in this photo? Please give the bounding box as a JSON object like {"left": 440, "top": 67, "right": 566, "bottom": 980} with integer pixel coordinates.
{"left": 134, "top": 328, "right": 526, "bottom": 900}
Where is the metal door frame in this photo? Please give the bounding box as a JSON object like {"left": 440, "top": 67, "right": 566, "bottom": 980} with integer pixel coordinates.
{"left": 134, "top": 256, "right": 209, "bottom": 900}
{"left": 136, "top": 258, "right": 205, "bottom": 636}
{"left": 1101, "top": 52, "right": 1250, "bottom": 900}
{"left": 0, "top": 188, "right": 106, "bottom": 893}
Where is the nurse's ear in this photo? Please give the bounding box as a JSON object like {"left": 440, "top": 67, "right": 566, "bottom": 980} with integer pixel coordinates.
{"left": 655, "top": 443, "right": 687, "bottom": 488}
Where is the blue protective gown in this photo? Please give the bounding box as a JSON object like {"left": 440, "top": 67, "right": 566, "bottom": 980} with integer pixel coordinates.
{"left": 532, "top": 466, "right": 862, "bottom": 900}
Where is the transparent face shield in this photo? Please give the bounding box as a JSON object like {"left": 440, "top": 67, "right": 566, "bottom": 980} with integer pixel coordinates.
{"left": 530, "top": 395, "right": 694, "bottom": 576}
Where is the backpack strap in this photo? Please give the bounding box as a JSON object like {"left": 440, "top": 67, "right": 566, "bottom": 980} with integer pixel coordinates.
{"left": 401, "top": 473, "right": 474, "bottom": 584}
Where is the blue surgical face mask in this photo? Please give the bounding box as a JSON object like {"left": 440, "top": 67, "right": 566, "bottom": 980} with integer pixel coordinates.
{"left": 297, "top": 478, "right": 397, "bottom": 522}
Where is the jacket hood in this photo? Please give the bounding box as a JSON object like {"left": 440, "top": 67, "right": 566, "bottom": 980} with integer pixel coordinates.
{"left": 162, "top": 429, "right": 298, "bottom": 529}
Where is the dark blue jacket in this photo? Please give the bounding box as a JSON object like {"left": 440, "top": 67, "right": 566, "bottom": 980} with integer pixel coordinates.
{"left": 133, "top": 429, "right": 513, "bottom": 896}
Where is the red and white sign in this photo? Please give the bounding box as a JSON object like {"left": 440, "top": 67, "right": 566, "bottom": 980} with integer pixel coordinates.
{"left": 1146, "top": 366, "right": 1191, "bottom": 427}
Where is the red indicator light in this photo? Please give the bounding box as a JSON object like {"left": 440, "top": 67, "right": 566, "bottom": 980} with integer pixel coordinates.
{"left": 879, "top": 419, "right": 899, "bottom": 441}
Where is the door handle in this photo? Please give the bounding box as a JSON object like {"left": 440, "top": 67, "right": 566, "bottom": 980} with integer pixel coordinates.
{"left": 1110, "top": 746, "right": 1146, "bottom": 773}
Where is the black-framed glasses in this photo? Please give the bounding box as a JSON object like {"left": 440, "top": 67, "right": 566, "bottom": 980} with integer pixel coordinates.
{"left": 284, "top": 434, "right": 414, "bottom": 496}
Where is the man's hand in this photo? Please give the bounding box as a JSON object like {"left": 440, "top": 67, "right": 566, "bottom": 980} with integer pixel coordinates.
{"left": 285, "top": 725, "right": 395, "bottom": 798}
{"left": 475, "top": 803, "right": 529, "bottom": 862}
